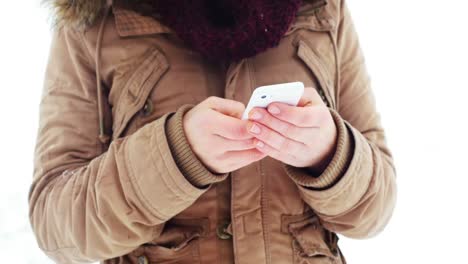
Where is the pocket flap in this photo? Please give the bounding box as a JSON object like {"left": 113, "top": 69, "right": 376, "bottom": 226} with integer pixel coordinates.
{"left": 112, "top": 47, "right": 169, "bottom": 140}
{"left": 287, "top": 215, "right": 335, "bottom": 258}
{"left": 296, "top": 39, "right": 336, "bottom": 109}
{"left": 148, "top": 217, "right": 209, "bottom": 248}
{"left": 135, "top": 218, "right": 208, "bottom": 262}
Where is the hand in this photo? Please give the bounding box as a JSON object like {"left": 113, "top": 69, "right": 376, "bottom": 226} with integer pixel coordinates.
{"left": 246, "top": 88, "right": 338, "bottom": 172}
{"left": 183, "top": 96, "right": 267, "bottom": 174}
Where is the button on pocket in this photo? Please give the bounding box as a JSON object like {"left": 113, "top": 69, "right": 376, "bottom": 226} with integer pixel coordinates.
{"left": 140, "top": 98, "right": 154, "bottom": 117}
{"left": 216, "top": 221, "right": 232, "bottom": 240}
{"left": 137, "top": 255, "right": 149, "bottom": 264}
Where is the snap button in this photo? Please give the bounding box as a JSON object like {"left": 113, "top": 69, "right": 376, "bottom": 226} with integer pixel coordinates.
{"left": 216, "top": 221, "right": 232, "bottom": 240}
{"left": 137, "top": 255, "right": 149, "bottom": 264}
{"left": 140, "top": 99, "right": 153, "bottom": 116}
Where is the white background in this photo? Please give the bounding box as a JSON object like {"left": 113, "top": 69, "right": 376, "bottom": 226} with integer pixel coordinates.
{"left": 1, "top": 1, "right": 467, "bottom": 263}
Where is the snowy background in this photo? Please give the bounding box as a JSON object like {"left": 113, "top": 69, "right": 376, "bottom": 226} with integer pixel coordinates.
{"left": 1, "top": 1, "right": 467, "bottom": 263}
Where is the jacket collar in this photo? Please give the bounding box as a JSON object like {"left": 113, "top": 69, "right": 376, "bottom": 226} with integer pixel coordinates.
{"left": 112, "top": 4, "right": 173, "bottom": 37}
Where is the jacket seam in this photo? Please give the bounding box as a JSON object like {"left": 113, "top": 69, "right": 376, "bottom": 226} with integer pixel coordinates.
{"left": 41, "top": 245, "right": 76, "bottom": 253}
{"left": 152, "top": 125, "right": 199, "bottom": 201}
{"left": 93, "top": 154, "right": 110, "bottom": 219}
{"left": 78, "top": 29, "right": 106, "bottom": 155}
{"left": 126, "top": 126, "right": 171, "bottom": 220}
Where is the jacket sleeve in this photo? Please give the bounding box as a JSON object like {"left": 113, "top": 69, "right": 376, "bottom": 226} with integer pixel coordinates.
{"left": 28, "top": 26, "right": 226, "bottom": 263}
{"left": 284, "top": 0, "right": 397, "bottom": 239}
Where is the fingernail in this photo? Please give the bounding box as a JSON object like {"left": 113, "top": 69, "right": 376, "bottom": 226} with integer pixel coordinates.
{"left": 256, "top": 141, "right": 264, "bottom": 148}
{"left": 268, "top": 105, "right": 280, "bottom": 114}
{"left": 249, "top": 124, "right": 261, "bottom": 134}
{"left": 250, "top": 111, "right": 262, "bottom": 120}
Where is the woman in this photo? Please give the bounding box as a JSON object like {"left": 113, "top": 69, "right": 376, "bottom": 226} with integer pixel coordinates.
{"left": 29, "top": 0, "right": 397, "bottom": 263}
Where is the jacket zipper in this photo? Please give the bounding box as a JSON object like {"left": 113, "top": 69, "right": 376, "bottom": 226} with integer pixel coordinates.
{"left": 259, "top": 159, "right": 271, "bottom": 264}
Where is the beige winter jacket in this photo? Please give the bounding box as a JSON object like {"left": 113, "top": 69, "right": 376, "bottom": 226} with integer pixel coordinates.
{"left": 29, "top": 0, "right": 397, "bottom": 263}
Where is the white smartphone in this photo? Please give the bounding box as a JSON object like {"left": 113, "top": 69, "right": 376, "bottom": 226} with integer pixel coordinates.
{"left": 241, "top": 82, "right": 304, "bottom": 120}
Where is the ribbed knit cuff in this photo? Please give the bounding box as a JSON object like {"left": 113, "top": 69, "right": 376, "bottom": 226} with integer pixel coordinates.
{"left": 165, "top": 104, "right": 229, "bottom": 188}
{"left": 283, "top": 108, "right": 354, "bottom": 189}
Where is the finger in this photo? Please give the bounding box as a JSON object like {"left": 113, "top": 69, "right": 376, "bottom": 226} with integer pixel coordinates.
{"left": 253, "top": 139, "right": 297, "bottom": 165}
{"left": 213, "top": 134, "right": 256, "bottom": 151}
{"left": 297, "top": 87, "right": 325, "bottom": 107}
{"left": 266, "top": 101, "right": 326, "bottom": 128}
{"left": 246, "top": 121, "right": 306, "bottom": 154}
{"left": 205, "top": 96, "right": 245, "bottom": 119}
{"left": 264, "top": 87, "right": 324, "bottom": 127}
{"left": 248, "top": 108, "right": 313, "bottom": 143}
{"left": 221, "top": 149, "right": 267, "bottom": 170}
{"left": 209, "top": 110, "right": 253, "bottom": 140}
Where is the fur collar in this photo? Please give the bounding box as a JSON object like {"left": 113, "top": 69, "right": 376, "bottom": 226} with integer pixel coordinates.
{"left": 44, "top": 0, "right": 325, "bottom": 28}
{"left": 44, "top": 0, "right": 109, "bottom": 27}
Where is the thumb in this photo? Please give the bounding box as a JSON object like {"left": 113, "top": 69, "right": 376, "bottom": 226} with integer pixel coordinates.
{"left": 297, "top": 87, "right": 325, "bottom": 107}
{"left": 204, "top": 96, "right": 246, "bottom": 119}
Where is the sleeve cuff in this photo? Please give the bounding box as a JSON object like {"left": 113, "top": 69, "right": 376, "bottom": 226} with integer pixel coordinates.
{"left": 165, "top": 104, "right": 229, "bottom": 188}
{"left": 283, "top": 108, "right": 354, "bottom": 189}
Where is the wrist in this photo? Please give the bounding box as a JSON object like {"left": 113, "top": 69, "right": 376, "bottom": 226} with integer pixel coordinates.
{"left": 284, "top": 108, "right": 353, "bottom": 189}
{"left": 307, "top": 137, "right": 338, "bottom": 175}
{"left": 166, "top": 105, "right": 229, "bottom": 188}
{"left": 306, "top": 117, "right": 338, "bottom": 174}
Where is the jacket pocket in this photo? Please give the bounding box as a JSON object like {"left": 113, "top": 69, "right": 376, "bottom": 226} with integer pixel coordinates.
{"left": 282, "top": 211, "right": 343, "bottom": 264}
{"left": 112, "top": 46, "right": 169, "bottom": 141}
{"left": 141, "top": 233, "right": 201, "bottom": 264}
{"left": 131, "top": 218, "right": 209, "bottom": 263}
{"left": 294, "top": 37, "right": 336, "bottom": 110}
